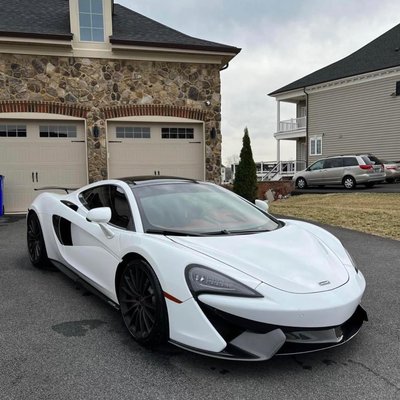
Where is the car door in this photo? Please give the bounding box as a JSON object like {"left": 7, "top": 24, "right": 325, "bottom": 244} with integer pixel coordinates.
{"left": 63, "top": 184, "right": 134, "bottom": 302}
{"left": 323, "top": 157, "right": 344, "bottom": 184}
{"left": 306, "top": 159, "right": 326, "bottom": 185}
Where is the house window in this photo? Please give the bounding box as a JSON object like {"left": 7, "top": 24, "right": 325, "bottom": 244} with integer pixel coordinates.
{"left": 0, "top": 125, "right": 26, "bottom": 137}
{"left": 116, "top": 127, "right": 151, "bottom": 139}
{"left": 39, "top": 125, "right": 77, "bottom": 138}
{"left": 310, "top": 136, "right": 322, "bottom": 155}
{"left": 79, "top": 0, "right": 104, "bottom": 42}
{"left": 161, "top": 127, "right": 194, "bottom": 139}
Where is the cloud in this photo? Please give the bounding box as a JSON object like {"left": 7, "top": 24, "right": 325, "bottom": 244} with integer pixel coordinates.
{"left": 118, "top": 0, "right": 400, "bottom": 163}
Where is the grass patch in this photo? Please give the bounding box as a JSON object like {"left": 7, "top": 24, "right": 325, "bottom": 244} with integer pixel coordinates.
{"left": 270, "top": 193, "right": 400, "bottom": 241}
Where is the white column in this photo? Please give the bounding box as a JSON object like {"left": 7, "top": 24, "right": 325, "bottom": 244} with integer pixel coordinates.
{"left": 276, "top": 100, "right": 281, "bottom": 132}
{"left": 276, "top": 139, "right": 281, "bottom": 163}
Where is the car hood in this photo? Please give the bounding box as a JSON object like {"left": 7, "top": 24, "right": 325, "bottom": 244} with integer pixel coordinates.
{"left": 169, "top": 222, "right": 349, "bottom": 294}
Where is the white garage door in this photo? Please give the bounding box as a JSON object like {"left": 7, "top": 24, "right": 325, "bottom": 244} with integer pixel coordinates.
{"left": 107, "top": 122, "right": 204, "bottom": 180}
{"left": 0, "top": 120, "right": 87, "bottom": 213}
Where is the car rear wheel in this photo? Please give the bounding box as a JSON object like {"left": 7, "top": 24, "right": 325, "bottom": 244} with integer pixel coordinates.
{"left": 27, "top": 211, "right": 50, "bottom": 268}
{"left": 118, "top": 259, "right": 169, "bottom": 347}
{"left": 296, "top": 177, "right": 307, "bottom": 189}
{"left": 343, "top": 176, "right": 356, "bottom": 190}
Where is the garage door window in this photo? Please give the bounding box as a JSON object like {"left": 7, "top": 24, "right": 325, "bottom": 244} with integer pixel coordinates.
{"left": 161, "top": 127, "right": 194, "bottom": 139}
{"left": 40, "top": 125, "right": 77, "bottom": 138}
{"left": 116, "top": 127, "right": 150, "bottom": 139}
{"left": 0, "top": 124, "right": 26, "bottom": 137}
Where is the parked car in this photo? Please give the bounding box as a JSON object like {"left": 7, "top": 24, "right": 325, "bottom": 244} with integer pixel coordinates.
{"left": 294, "top": 154, "right": 385, "bottom": 189}
{"left": 382, "top": 160, "right": 400, "bottom": 183}
{"left": 27, "top": 177, "right": 367, "bottom": 361}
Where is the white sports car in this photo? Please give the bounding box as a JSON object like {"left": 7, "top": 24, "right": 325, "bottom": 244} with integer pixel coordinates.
{"left": 27, "top": 177, "right": 367, "bottom": 361}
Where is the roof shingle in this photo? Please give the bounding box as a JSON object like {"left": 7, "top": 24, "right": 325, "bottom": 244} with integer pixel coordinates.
{"left": 270, "top": 23, "right": 400, "bottom": 95}
{"left": 0, "top": 0, "right": 240, "bottom": 54}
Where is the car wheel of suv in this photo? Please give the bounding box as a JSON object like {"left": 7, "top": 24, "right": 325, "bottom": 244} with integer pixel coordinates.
{"left": 343, "top": 176, "right": 356, "bottom": 190}
{"left": 118, "top": 259, "right": 169, "bottom": 347}
{"left": 296, "top": 177, "right": 307, "bottom": 189}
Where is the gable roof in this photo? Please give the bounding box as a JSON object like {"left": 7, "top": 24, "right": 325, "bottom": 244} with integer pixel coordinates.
{"left": 269, "top": 23, "right": 400, "bottom": 96}
{"left": 0, "top": 0, "right": 240, "bottom": 54}
{"left": 0, "top": 0, "right": 72, "bottom": 40}
{"left": 110, "top": 4, "right": 240, "bottom": 54}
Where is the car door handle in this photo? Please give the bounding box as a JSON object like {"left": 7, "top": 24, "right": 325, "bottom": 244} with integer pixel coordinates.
{"left": 32, "top": 172, "right": 34, "bottom": 183}
{"left": 36, "top": 172, "right": 39, "bottom": 182}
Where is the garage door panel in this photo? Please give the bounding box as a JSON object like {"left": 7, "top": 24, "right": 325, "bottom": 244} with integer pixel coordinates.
{"left": 0, "top": 119, "right": 87, "bottom": 213}
{"left": 108, "top": 122, "right": 204, "bottom": 180}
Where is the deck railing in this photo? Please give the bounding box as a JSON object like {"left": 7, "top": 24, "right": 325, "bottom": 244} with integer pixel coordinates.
{"left": 279, "top": 116, "right": 306, "bottom": 132}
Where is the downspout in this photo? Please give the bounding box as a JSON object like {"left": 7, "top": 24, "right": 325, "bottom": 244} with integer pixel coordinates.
{"left": 303, "top": 87, "right": 309, "bottom": 167}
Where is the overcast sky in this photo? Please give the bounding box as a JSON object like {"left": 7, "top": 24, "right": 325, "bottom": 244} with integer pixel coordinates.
{"left": 118, "top": 0, "right": 400, "bottom": 165}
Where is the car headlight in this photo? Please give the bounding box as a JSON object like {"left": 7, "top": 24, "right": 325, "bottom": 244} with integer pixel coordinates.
{"left": 185, "top": 265, "right": 263, "bottom": 298}
{"left": 345, "top": 249, "right": 359, "bottom": 273}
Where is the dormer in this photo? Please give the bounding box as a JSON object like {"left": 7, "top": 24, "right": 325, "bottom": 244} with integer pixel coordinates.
{"left": 69, "top": 0, "right": 113, "bottom": 49}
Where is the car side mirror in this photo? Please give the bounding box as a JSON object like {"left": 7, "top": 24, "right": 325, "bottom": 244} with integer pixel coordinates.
{"left": 86, "top": 207, "right": 114, "bottom": 239}
{"left": 255, "top": 199, "right": 269, "bottom": 213}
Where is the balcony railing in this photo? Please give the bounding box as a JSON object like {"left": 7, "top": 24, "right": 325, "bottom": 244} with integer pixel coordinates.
{"left": 279, "top": 116, "right": 306, "bottom": 133}
{"left": 261, "top": 160, "right": 306, "bottom": 181}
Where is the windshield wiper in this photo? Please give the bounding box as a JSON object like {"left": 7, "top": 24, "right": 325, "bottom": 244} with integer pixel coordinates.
{"left": 146, "top": 229, "right": 205, "bottom": 237}
{"left": 205, "top": 229, "right": 270, "bottom": 235}
{"left": 203, "top": 229, "right": 231, "bottom": 235}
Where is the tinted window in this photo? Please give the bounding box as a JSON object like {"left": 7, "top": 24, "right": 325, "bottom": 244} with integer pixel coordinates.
{"left": 80, "top": 185, "right": 109, "bottom": 209}
{"left": 363, "top": 155, "right": 382, "bottom": 165}
{"left": 309, "top": 160, "right": 325, "bottom": 171}
{"left": 79, "top": 185, "right": 134, "bottom": 230}
{"left": 323, "top": 158, "right": 343, "bottom": 169}
{"left": 343, "top": 157, "right": 358, "bottom": 167}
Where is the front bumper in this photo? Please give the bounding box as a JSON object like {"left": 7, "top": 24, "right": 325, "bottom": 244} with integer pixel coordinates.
{"left": 171, "top": 304, "right": 368, "bottom": 361}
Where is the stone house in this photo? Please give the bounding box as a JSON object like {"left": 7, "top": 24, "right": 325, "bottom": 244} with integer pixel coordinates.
{"left": 269, "top": 23, "right": 400, "bottom": 169}
{"left": 0, "top": 0, "right": 240, "bottom": 213}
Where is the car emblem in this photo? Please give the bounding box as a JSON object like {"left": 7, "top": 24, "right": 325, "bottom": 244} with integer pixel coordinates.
{"left": 318, "top": 280, "right": 331, "bottom": 286}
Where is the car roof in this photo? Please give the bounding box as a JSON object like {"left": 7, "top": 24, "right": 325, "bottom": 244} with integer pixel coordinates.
{"left": 118, "top": 176, "right": 199, "bottom": 186}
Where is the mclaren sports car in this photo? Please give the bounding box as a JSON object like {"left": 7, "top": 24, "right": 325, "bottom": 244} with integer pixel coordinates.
{"left": 27, "top": 177, "right": 367, "bottom": 361}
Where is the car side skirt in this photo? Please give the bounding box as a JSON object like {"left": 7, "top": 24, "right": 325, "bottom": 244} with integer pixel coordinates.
{"left": 49, "top": 259, "right": 120, "bottom": 310}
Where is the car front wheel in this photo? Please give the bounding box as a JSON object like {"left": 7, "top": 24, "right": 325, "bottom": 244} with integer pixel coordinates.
{"left": 343, "top": 176, "right": 356, "bottom": 189}
{"left": 296, "top": 177, "right": 307, "bottom": 189}
{"left": 118, "top": 259, "right": 169, "bottom": 347}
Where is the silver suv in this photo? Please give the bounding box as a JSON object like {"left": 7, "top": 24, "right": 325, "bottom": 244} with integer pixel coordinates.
{"left": 294, "top": 154, "right": 386, "bottom": 189}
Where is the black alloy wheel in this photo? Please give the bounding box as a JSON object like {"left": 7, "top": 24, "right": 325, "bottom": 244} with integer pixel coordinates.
{"left": 119, "top": 259, "right": 169, "bottom": 347}
{"left": 27, "top": 212, "right": 50, "bottom": 268}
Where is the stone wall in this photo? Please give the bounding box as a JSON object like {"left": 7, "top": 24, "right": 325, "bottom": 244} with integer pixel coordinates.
{"left": 0, "top": 53, "right": 222, "bottom": 182}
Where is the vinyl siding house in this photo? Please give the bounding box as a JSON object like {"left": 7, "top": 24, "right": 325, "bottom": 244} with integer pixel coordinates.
{"left": 0, "top": 0, "right": 240, "bottom": 213}
{"left": 269, "top": 23, "right": 400, "bottom": 169}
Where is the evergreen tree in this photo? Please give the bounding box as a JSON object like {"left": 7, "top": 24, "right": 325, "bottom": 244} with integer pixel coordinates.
{"left": 233, "top": 127, "right": 258, "bottom": 202}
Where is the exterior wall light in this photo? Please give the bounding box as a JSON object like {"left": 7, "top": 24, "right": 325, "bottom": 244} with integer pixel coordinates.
{"left": 210, "top": 127, "right": 217, "bottom": 140}
{"left": 93, "top": 125, "right": 100, "bottom": 138}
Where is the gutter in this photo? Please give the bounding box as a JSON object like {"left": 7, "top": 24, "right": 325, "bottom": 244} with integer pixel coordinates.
{"left": 304, "top": 87, "right": 309, "bottom": 167}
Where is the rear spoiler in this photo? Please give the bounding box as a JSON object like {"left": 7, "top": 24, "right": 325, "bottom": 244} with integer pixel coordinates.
{"left": 34, "top": 187, "right": 78, "bottom": 194}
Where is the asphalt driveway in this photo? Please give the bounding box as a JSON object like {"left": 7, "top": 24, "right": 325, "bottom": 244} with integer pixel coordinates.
{"left": 294, "top": 181, "right": 400, "bottom": 195}
{"left": 0, "top": 216, "right": 399, "bottom": 400}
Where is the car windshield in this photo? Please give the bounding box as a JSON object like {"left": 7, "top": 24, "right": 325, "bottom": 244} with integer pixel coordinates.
{"left": 131, "top": 182, "right": 280, "bottom": 235}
